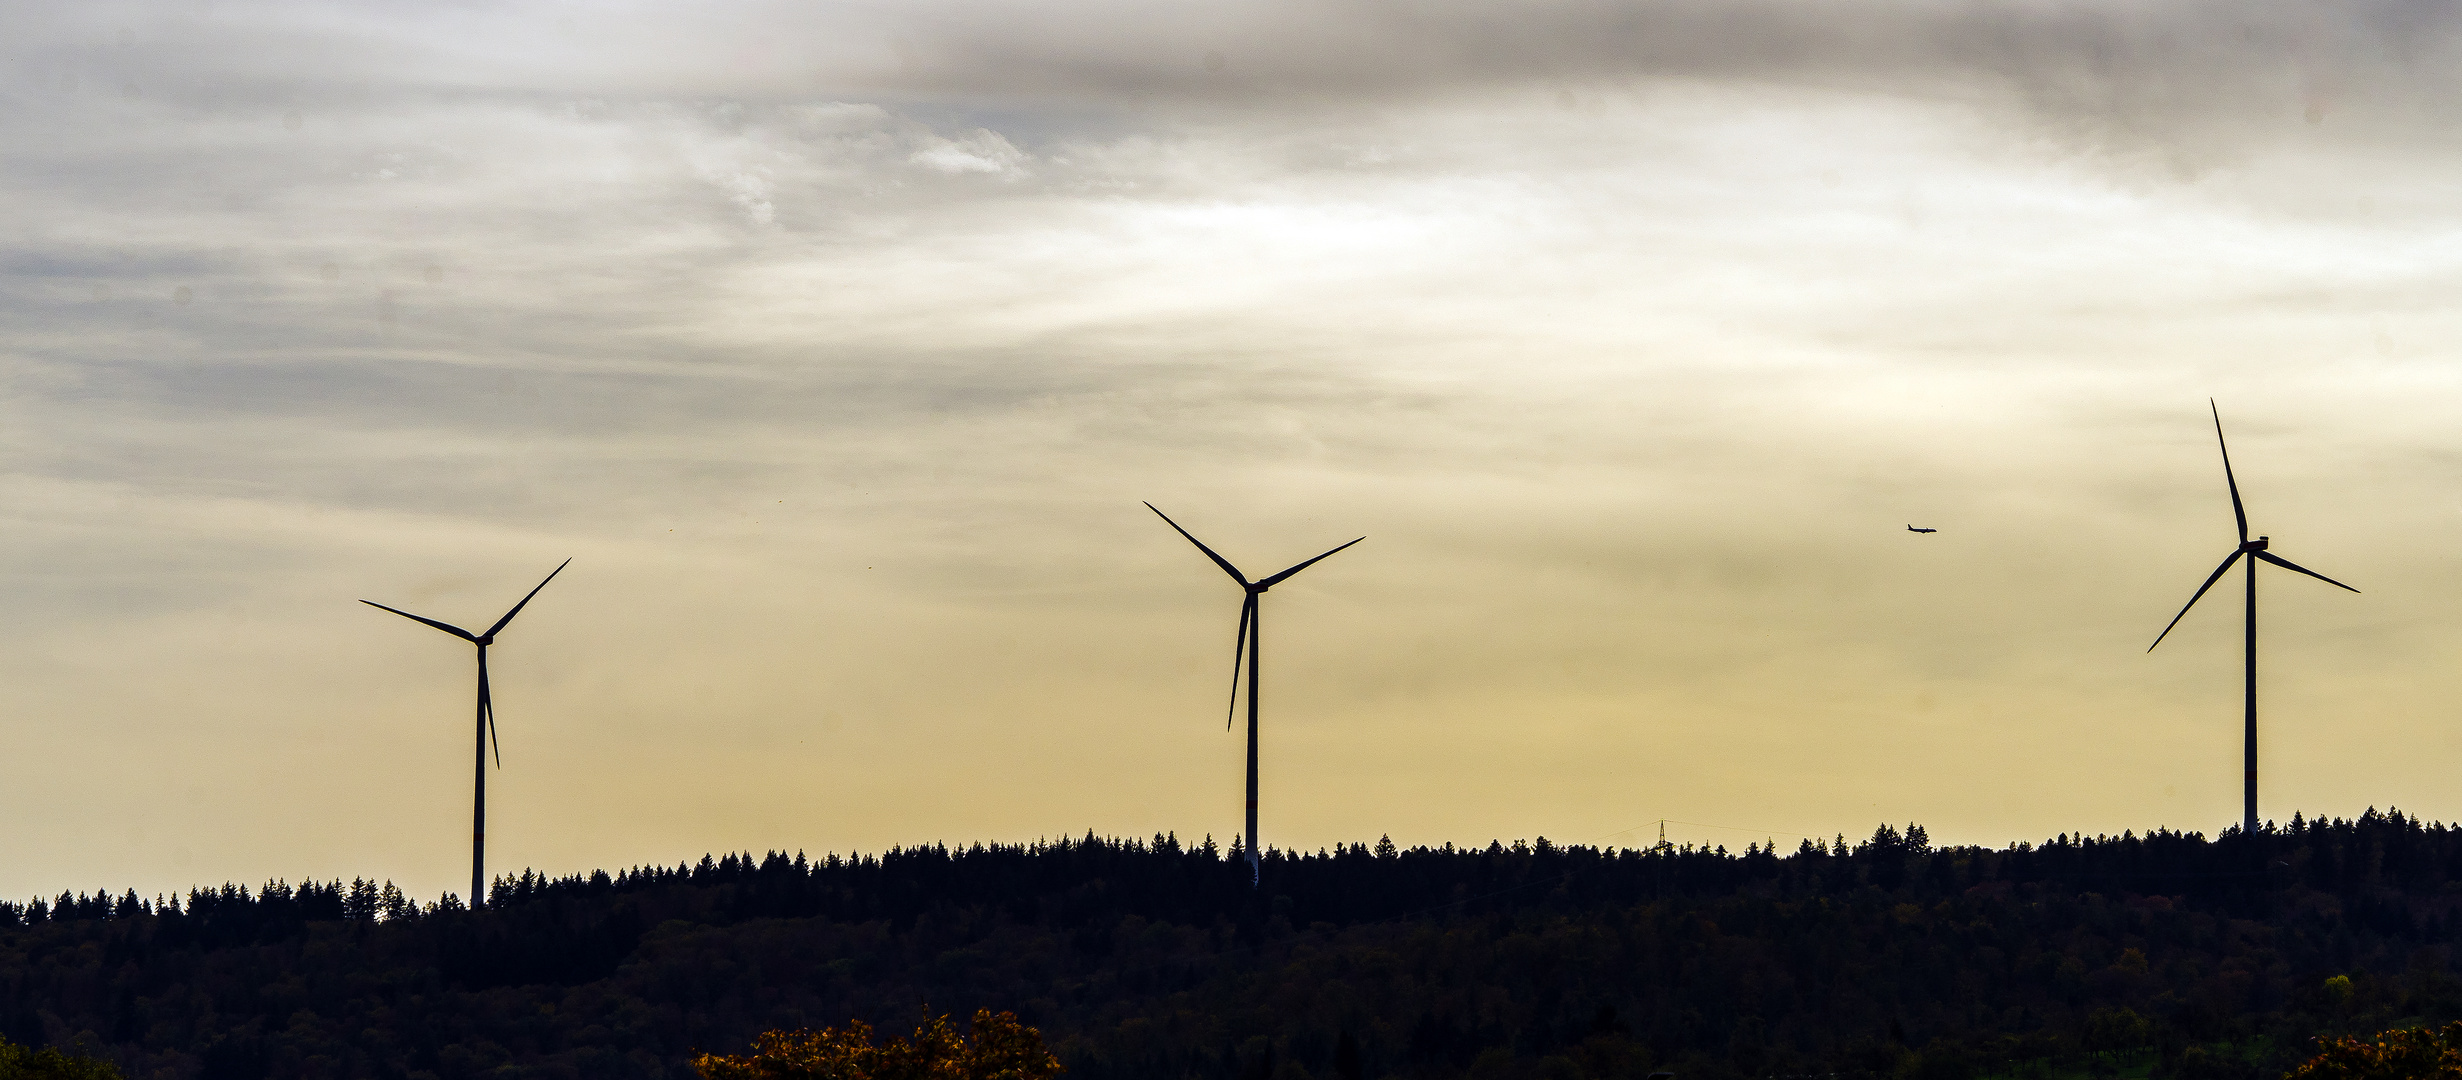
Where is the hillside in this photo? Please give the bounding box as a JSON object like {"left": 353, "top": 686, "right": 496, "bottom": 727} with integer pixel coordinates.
{"left": 5, "top": 814, "right": 2460, "bottom": 1080}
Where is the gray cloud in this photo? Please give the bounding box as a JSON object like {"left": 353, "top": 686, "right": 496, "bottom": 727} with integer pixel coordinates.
{"left": 28, "top": 1, "right": 2462, "bottom": 129}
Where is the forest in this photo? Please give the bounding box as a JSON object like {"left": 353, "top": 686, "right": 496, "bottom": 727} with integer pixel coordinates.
{"left": 5, "top": 813, "right": 2462, "bottom": 1080}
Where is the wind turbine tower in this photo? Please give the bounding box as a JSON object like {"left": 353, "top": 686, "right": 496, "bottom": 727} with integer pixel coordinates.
{"left": 2147, "top": 403, "right": 2357, "bottom": 837}
{"left": 1148, "top": 504, "right": 1362, "bottom": 883}
{"left": 363, "top": 559, "right": 570, "bottom": 908}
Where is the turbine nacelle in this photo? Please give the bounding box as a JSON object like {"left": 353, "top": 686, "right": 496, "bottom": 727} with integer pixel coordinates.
{"left": 2241, "top": 537, "right": 2269, "bottom": 553}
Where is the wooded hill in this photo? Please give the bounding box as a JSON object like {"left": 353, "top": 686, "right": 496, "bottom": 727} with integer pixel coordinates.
{"left": 5, "top": 813, "right": 2461, "bottom": 1080}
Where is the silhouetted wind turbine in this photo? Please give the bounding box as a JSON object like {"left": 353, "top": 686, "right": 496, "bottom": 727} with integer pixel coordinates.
{"left": 2147, "top": 403, "right": 2356, "bottom": 837}
{"left": 363, "top": 559, "right": 570, "bottom": 908}
{"left": 1148, "top": 503, "right": 1361, "bottom": 884}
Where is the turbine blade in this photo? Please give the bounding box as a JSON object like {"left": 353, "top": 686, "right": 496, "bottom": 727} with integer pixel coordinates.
{"left": 1146, "top": 503, "right": 1249, "bottom": 585}
{"left": 2148, "top": 550, "right": 2245, "bottom": 652}
{"left": 1226, "top": 595, "right": 1252, "bottom": 731}
{"left": 485, "top": 558, "right": 571, "bottom": 639}
{"left": 2212, "top": 400, "right": 2248, "bottom": 544}
{"left": 1257, "top": 536, "right": 1365, "bottom": 588}
{"left": 480, "top": 662, "right": 501, "bottom": 768}
{"left": 360, "top": 600, "right": 477, "bottom": 642}
{"left": 2253, "top": 550, "right": 2361, "bottom": 594}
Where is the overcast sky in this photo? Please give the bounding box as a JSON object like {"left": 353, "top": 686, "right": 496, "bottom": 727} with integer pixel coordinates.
{"left": 6, "top": 0, "right": 2462, "bottom": 904}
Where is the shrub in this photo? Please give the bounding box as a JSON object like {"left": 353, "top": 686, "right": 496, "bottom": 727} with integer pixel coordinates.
{"left": 693, "top": 1010, "right": 1062, "bottom": 1080}
{"left": 0, "top": 1037, "right": 122, "bottom": 1080}
{"left": 2285, "top": 1022, "right": 2462, "bottom": 1080}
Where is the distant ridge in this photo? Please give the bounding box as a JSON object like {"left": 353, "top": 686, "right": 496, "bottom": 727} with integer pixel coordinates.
{"left": 4, "top": 813, "right": 2457, "bottom": 1080}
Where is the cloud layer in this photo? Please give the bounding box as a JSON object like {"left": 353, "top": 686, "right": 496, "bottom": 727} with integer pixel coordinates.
{"left": 4, "top": 0, "right": 2461, "bottom": 903}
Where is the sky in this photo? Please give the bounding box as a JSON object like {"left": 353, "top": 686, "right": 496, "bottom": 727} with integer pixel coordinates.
{"left": 6, "top": 0, "right": 2462, "bottom": 905}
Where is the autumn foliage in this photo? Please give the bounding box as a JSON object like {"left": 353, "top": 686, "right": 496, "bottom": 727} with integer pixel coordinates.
{"left": 693, "top": 1010, "right": 1062, "bottom": 1080}
{"left": 2286, "top": 1022, "right": 2462, "bottom": 1080}
{"left": 0, "top": 1036, "right": 122, "bottom": 1080}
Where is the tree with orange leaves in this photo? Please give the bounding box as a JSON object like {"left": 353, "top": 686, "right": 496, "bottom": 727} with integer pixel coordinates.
{"left": 692, "top": 1010, "right": 1063, "bottom": 1080}
{"left": 2286, "top": 1022, "right": 2462, "bottom": 1080}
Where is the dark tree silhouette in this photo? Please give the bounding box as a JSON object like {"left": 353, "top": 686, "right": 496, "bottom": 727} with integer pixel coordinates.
{"left": 4, "top": 814, "right": 2462, "bottom": 1079}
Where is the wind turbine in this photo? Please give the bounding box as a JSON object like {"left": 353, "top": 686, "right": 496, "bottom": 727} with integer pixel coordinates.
{"left": 1147, "top": 503, "right": 1361, "bottom": 883}
{"left": 2147, "top": 403, "right": 2356, "bottom": 837}
{"left": 363, "top": 559, "right": 570, "bottom": 908}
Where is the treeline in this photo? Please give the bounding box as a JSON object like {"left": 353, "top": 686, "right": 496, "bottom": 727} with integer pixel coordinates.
{"left": 5, "top": 813, "right": 2462, "bottom": 1080}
